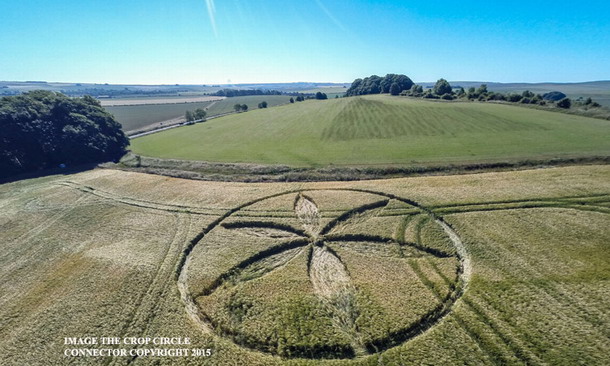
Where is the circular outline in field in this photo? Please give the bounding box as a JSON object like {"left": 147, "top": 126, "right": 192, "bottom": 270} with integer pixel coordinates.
{"left": 177, "top": 188, "right": 471, "bottom": 360}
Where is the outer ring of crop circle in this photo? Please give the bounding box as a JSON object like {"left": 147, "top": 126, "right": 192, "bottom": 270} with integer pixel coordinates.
{"left": 178, "top": 188, "right": 471, "bottom": 360}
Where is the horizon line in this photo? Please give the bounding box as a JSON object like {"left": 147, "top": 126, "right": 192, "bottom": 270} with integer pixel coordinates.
{"left": 2, "top": 79, "right": 610, "bottom": 87}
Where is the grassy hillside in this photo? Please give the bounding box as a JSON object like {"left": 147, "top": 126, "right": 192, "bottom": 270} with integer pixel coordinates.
{"left": 1, "top": 165, "right": 609, "bottom": 365}
{"left": 132, "top": 95, "right": 610, "bottom": 167}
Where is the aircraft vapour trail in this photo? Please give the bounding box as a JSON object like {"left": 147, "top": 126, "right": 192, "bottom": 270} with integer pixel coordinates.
{"left": 314, "top": 0, "right": 346, "bottom": 31}
{"left": 205, "top": 0, "right": 217, "bottom": 37}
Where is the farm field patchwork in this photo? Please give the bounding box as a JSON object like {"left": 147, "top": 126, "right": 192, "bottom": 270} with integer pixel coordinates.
{"left": 0, "top": 165, "right": 609, "bottom": 365}
{"left": 131, "top": 95, "right": 610, "bottom": 167}
{"left": 99, "top": 96, "right": 223, "bottom": 106}
{"left": 106, "top": 101, "right": 217, "bottom": 133}
{"left": 107, "top": 95, "right": 292, "bottom": 133}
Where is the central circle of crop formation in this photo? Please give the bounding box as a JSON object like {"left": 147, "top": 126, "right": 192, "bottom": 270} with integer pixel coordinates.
{"left": 181, "top": 189, "right": 467, "bottom": 359}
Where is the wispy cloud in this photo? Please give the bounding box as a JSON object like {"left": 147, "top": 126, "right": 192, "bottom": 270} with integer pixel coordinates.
{"left": 314, "top": 0, "right": 346, "bottom": 32}
{"left": 205, "top": 0, "right": 217, "bottom": 37}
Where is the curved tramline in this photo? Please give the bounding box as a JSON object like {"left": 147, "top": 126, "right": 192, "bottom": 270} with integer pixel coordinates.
{"left": 177, "top": 188, "right": 471, "bottom": 359}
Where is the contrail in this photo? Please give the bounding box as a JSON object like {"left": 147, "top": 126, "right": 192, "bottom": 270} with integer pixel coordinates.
{"left": 205, "top": 0, "right": 217, "bottom": 37}
{"left": 314, "top": 0, "right": 346, "bottom": 31}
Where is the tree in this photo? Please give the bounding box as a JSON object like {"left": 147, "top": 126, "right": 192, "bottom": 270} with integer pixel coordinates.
{"left": 542, "top": 91, "right": 567, "bottom": 101}
{"left": 508, "top": 93, "right": 523, "bottom": 103}
{"left": 295, "top": 95, "right": 304, "bottom": 102}
{"left": 389, "top": 83, "right": 401, "bottom": 96}
{"left": 423, "top": 89, "right": 439, "bottom": 99}
{"left": 315, "top": 92, "right": 328, "bottom": 100}
{"left": 234, "top": 104, "right": 242, "bottom": 112}
{"left": 194, "top": 108, "right": 207, "bottom": 121}
{"left": 531, "top": 94, "right": 542, "bottom": 104}
{"left": 290, "top": 97, "right": 294, "bottom": 103}
{"left": 477, "top": 84, "right": 488, "bottom": 96}
{"left": 346, "top": 74, "right": 413, "bottom": 96}
{"left": 467, "top": 87, "right": 477, "bottom": 100}
{"left": 522, "top": 90, "right": 535, "bottom": 98}
{"left": 557, "top": 97, "right": 571, "bottom": 109}
{"left": 0, "top": 91, "right": 128, "bottom": 179}
{"left": 185, "top": 110, "right": 195, "bottom": 122}
{"left": 433, "top": 78, "right": 452, "bottom": 96}
{"left": 488, "top": 92, "right": 506, "bottom": 101}
{"left": 241, "top": 104, "right": 248, "bottom": 111}
{"left": 409, "top": 84, "right": 423, "bottom": 97}
{"left": 257, "top": 101, "right": 268, "bottom": 108}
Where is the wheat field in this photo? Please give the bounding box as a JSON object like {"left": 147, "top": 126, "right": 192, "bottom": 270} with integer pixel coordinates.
{"left": 1, "top": 165, "right": 609, "bottom": 365}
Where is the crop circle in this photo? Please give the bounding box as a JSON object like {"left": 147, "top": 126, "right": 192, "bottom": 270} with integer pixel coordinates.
{"left": 179, "top": 189, "right": 468, "bottom": 359}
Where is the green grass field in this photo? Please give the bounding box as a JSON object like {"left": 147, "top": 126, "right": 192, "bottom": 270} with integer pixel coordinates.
{"left": 106, "top": 95, "right": 292, "bottom": 133}
{"left": 1, "top": 165, "right": 609, "bottom": 365}
{"left": 131, "top": 95, "right": 610, "bottom": 167}
{"left": 203, "top": 95, "right": 293, "bottom": 116}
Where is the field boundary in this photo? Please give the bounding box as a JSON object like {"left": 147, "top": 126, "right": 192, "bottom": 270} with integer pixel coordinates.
{"left": 127, "top": 111, "right": 234, "bottom": 139}
{"left": 105, "top": 154, "right": 610, "bottom": 182}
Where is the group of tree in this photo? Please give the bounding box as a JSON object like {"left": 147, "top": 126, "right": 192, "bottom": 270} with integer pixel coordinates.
{"left": 213, "top": 89, "right": 281, "bottom": 97}
{"left": 345, "top": 74, "right": 414, "bottom": 96}
{"left": 185, "top": 108, "right": 207, "bottom": 122}
{"left": 234, "top": 104, "right": 248, "bottom": 112}
{"left": 315, "top": 92, "right": 328, "bottom": 100}
{"left": 257, "top": 101, "right": 268, "bottom": 109}
{"left": 0, "top": 91, "right": 129, "bottom": 179}
{"left": 398, "top": 78, "right": 604, "bottom": 110}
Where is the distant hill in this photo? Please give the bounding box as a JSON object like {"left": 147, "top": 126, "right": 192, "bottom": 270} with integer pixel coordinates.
{"left": 0, "top": 81, "right": 350, "bottom": 98}
{"left": 2, "top": 80, "right": 608, "bottom": 106}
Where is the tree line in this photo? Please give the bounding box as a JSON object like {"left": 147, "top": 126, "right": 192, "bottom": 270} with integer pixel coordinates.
{"left": 345, "top": 74, "right": 604, "bottom": 112}
{"left": 0, "top": 91, "right": 128, "bottom": 178}
{"left": 401, "top": 78, "right": 602, "bottom": 110}
{"left": 213, "top": 89, "right": 282, "bottom": 97}
{"left": 346, "top": 74, "right": 414, "bottom": 96}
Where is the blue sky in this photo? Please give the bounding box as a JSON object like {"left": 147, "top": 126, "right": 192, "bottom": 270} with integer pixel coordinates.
{"left": 1, "top": 0, "right": 609, "bottom": 84}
